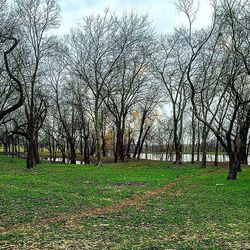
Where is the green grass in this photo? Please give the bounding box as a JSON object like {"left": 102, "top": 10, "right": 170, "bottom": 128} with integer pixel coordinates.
{"left": 0, "top": 156, "right": 249, "bottom": 249}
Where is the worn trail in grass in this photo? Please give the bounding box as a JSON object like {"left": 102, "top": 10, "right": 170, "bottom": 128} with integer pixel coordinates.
{"left": 1, "top": 176, "right": 192, "bottom": 234}
{"left": 0, "top": 156, "right": 249, "bottom": 249}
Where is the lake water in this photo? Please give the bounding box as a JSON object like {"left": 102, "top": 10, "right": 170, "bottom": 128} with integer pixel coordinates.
{"left": 46, "top": 153, "right": 250, "bottom": 164}
{"left": 140, "top": 153, "right": 250, "bottom": 163}
{"left": 46, "top": 158, "right": 84, "bottom": 165}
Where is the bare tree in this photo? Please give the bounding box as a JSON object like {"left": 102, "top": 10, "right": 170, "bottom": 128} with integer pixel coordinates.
{"left": 11, "top": 0, "right": 60, "bottom": 168}
{"left": 152, "top": 33, "right": 189, "bottom": 164}
{"left": 102, "top": 14, "right": 155, "bottom": 162}
{"left": 46, "top": 50, "right": 80, "bottom": 164}
{"left": 68, "top": 12, "right": 155, "bottom": 165}
{"left": 0, "top": 0, "right": 24, "bottom": 122}
{"left": 177, "top": 0, "right": 250, "bottom": 179}
{"left": 133, "top": 83, "right": 162, "bottom": 160}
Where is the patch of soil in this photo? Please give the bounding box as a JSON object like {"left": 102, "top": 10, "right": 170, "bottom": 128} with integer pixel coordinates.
{"left": 114, "top": 182, "right": 145, "bottom": 187}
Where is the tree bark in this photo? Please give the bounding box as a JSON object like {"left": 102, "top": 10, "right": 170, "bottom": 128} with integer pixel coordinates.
{"left": 126, "top": 131, "right": 132, "bottom": 158}
{"left": 173, "top": 120, "right": 182, "bottom": 164}
{"left": 239, "top": 112, "right": 250, "bottom": 165}
{"left": 26, "top": 115, "right": 36, "bottom": 168}
{"left": 94, "top": 105, "right": 102, "bottom": 165}
{"left": 133, "top": 111, "right": 147, "bottom": 159}
{"left": 227, "top": 154, "right": 240, "bottom": 180}
{"left": 201, "top": 124, "right": 208, "bottom": 168}
{"left": 84, "top": 136, "right": 90, "bottom": 164}
{"left": 191, "top": 112, "right": 196, "bottom": 163}
{"left": 137, "top": 126, "right": 150, "bottom": 161}
{"left": 34, "top": 132, "right": 40, "bottom": 164}
{"left": 70, "top": 143, "right": 76, "bottom": 164}
{"left": 27, "top": 137, "right": 35, "bottom": 169}
{"left": 119, "top": 127, "right": 125, "bottom": 162}
{"left": 197, "top": 122, "right": 201, "bottom": 162}
{"left": 115, "top": 127, "right": 122, "bottom": 163}
{"left": 80, "top": 132, "right": 83, "bottom": 164}
{"left": 101, "top": 115, "right": 107, "bottom": 157}
{"left": 214, "top": 137, "right": 219, "bottom": 167}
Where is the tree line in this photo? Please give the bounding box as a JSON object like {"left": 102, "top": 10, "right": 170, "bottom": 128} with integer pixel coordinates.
{"left": 0, "top": 0, "right": 249, "bottom": 180}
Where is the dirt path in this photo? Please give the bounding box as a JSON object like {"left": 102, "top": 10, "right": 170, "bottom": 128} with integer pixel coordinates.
{"left": 0, "top": 169, "right": 222, "bottom": 234}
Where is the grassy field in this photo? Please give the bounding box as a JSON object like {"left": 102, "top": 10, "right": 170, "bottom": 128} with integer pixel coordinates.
{"left": 0, "top": 156, "right": 249, "bottom": 249}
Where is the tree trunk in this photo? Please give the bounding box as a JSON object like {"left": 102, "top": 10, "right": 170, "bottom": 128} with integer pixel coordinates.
{"left": 17, "top": 137, "right": 21, "bottom": 157}
{"left": 137, "top": 126, "right": 150, "bottom": 161}
{"left": 34, "top": 143, "right": 40, "bottom": 164}
{"left": 90, "top": 145, "right": 95, "bottom": 156}
{"left": 34, "top": 133, "right": 40, "bottom": 164}
{"left": 115, "top": 128, "right": 123, "bottom": 163}
{"left": 101, "top": 127, "right": 107, "bottom": 157}
{"left": 133, "top": 111, "right": 147, "bottom": 159}
{"left": 126, "top": 137, "right": 132, "bottom": 158}
{"left": 201, "top": 124, "right": 207, "bottom": 168}
{"left": 174, "top": 141, "right": 181, "bottom": 164}
{"left": 112, "top": 127, "right": 116, "bottom": 160}
{"left": 57, "top": 143, "right": 66, "bottom": 164}
{"left": 191, "top": 112, "right": 196, "bottom": 163}
{"left": 239, "top": 125, "right": 249, "bottom": 165}
{"left": 70, "top": 143, "right": 76, "bottom": 164}
{"left": 227, "top": 154, "right": 240, "bottom": 180}
{"left": 114, "top": 131, "right": 119, "bottom": 163}
{"left": 246, "top": 141, "right": 250, "bottom": 165}
{"left": 62, "top": 150, "right": 66, "bottom": 164}
{"left": 165, "top": 143, "right": 170, "bottom": 161}
{"left": 239, "top": 108, "right": 250, "bottom": 165}
{"left": 114, "top": 119, "right": 124, "bottom": 163}
{"left": 53, "top": 138, "right": 57, "bottom": 162}
{"left": 214, "top": 137, "right": 219, "bottom": 167}
{"left": 11, "top": 137, "right": 15, "bottom": 156}
{"left": 197, "top": 123, "right": 201, "bottom": 162}
{"left": 84, "top": 136, "right": 90, "bottom": 164}
{"left": 80, "top": 132, "right": 83, "bottom": 164}
{"left": 4, "top": 143, "right": 8, "bottom": 153}
{"left": 94, "top": 106, "right": 102, "bottom": 165}
{"left": 27, "top": 138, "right": 35, "bottom": 169}
{"left": 26, "top": 117, "right": 36, "bottom": 169}
{"left": 48, "top": 137, "right": 52, "bottom": 160}
{"left": 133, "top": 137, "right": 140, "bottom": 159}
{"left": 173, "top": 122, "right": 182, "bottom": 164}
{"left": 119, "top": 127, "right": 125, "bottom": 162}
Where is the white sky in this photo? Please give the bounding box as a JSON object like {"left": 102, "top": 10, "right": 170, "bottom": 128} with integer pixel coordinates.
{"left": 58, "top": 0, "right": 213, "bottom": 35}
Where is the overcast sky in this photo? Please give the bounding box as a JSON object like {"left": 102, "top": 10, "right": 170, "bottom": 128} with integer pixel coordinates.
{"left": 58, "top": 0, "right": 213, "bottom": 35}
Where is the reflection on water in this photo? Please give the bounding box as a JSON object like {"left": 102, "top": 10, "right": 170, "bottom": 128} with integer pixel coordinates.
{"left": 46, "top": 158, "right": 84, "bottom": 165}
{"left": 140, "top": 153, "right": 250, "bottom": 163}
{"left": 45, "top": 154, "right": 250, "bottom": 164}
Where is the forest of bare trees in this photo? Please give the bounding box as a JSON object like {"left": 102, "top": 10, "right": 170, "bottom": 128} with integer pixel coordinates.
{"left": 0, "top": 0, "right": 249, "bottom": 180}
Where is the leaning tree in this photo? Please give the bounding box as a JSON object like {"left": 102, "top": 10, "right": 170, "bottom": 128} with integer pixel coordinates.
{"left": 177, "top": 0, "right": 250, "bottom": 179}
{"left": 0, "top": 0, "right": 24, "bottom": 123}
